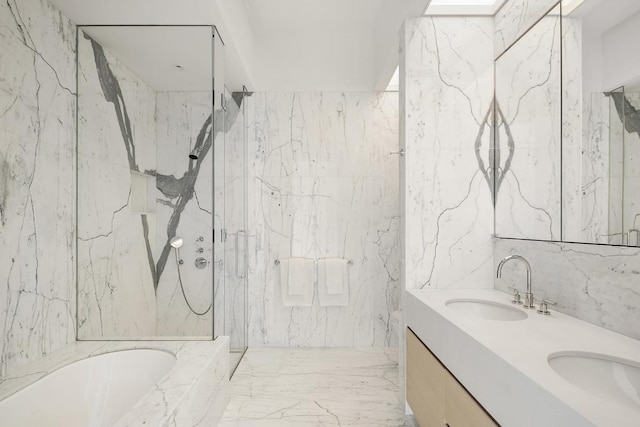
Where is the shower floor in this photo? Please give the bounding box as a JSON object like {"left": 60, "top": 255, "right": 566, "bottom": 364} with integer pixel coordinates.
{"left": 219, "top": 347, "right": 404, "bottom": 426}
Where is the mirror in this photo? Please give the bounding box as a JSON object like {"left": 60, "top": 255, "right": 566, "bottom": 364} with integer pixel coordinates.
{"left": 494, "top": 4, "right": 562, "bottom": 241}
{"left": 494, "top": 0, "right": 640, "bottom": 246}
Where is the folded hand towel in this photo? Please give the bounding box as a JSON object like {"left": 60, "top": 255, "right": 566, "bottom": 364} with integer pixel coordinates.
{"left": 317, "top": 258, "right": 349, "bottom": 307}
{"left": 279, "top": 258, "right": 315, "bottom": 306}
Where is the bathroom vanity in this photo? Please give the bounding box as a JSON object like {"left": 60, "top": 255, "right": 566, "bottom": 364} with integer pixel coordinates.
{"left": 407, "top": 328, "right": 497, "bottom": 427}
{"left": 406, "top": 288, "right": 640, "bottom": 427}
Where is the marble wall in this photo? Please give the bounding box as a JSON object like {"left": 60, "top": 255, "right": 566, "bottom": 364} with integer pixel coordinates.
{"left": 494, "top": 0, "right": 559, "bottom": 57}
{"left": 494, "top": 0, "right": 640, "bottom": 341}
{"left": 401, "top": 16, "right": 495, "bottom": 291}
{"left": 77, "top": 32, "right": 235, "bottom": 339}
{"left": 77, "top": 33, "right": 158, "bottom": 338}
{"left": 0, "top": 0, "right": 76, "bottom": 375}
{"left": 494, "top": 238, "right": 640, "bottom": 340}
{"left": 494, "top": 8, "right": 562, "bottom": 241}
{"left": 246, "top": 92, "right": 400, "bottom": 347}
{"left": 155, "top": 91, "right": 215, "bottom": 337}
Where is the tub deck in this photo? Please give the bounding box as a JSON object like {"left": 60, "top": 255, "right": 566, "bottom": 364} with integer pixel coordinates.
{"left": 0, "top": 338, "right": 229, "bottom": 426}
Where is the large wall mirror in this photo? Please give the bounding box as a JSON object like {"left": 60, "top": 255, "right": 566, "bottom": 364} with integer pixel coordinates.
{"left": 495, "top": 0, "right": 640, "bottom": 247}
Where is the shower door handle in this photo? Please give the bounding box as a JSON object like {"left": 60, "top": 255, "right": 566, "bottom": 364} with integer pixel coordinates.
{"left": 235, "top": 230, "right": 247, "bottom": 279}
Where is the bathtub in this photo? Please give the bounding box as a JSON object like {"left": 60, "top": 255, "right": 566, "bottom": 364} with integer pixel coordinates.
{"left": 0, "top": 339, "right": 229, "bottom": 426}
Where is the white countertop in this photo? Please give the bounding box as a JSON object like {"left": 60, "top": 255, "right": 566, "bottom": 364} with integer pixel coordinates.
{"left": 406, "top": 288, "right": 640, "bottom": 427}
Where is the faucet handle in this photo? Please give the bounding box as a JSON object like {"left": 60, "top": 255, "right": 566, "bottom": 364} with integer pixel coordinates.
{"left": 508, "top": 287, "right": 523, "bottom": 305}
{"left": 536, "top": 298, "right": 557, "bottom": 315}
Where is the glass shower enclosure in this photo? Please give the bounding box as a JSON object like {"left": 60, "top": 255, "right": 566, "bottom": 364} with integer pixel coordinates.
{"left": 76, "top": 25, "right": 248, "bottom": 369}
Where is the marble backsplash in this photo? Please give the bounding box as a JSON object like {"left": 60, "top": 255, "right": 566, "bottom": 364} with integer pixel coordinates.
{"left": 0, "top": 0, "right": 76, "bottom": 375}
{"left": 246, "top": 92, "right": 400, "bottom": 347}
{"left": 494, "top": 237, "right": 640, "bottom": 340}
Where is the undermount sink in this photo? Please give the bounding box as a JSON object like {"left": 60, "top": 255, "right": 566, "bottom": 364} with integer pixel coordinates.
{"left": 445, "top": 298, "right": 527, "bottom": 321}
{"left": 548, "top": 351, "right": 640, "bottom": 412}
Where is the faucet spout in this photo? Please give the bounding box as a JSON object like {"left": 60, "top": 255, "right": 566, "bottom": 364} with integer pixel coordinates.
{"left": 497, "top": 255, "right": 534, "bottom": 308}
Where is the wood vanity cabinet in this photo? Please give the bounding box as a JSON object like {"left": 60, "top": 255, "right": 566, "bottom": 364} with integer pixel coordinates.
{"left": 407, "top": 328, "right": 498, "bottom": 427}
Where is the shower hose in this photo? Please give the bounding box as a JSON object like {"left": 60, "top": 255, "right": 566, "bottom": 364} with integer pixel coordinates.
{"left": 174, "top": 250, "right": 212, "bottom": 316}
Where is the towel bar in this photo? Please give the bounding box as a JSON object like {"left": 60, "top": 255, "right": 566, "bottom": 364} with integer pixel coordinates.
{"left": 274, "top": 259, "right": 354, "bottom": 266}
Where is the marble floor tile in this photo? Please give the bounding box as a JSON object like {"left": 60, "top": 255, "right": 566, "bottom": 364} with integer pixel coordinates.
{"left": 220, "top": 347, "right": 403, "bottom": 426}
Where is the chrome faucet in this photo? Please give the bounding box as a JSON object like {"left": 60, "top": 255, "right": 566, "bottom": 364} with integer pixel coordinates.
{"left": 496, "top": 255, "right": 534, "bottom": 309}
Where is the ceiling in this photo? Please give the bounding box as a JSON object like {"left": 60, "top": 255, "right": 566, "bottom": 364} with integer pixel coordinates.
{"left": 47, "top": 0, "right": 430, "bottom": 92}
{"left": 80, "top": 26, "right": 213, "bottom": 92}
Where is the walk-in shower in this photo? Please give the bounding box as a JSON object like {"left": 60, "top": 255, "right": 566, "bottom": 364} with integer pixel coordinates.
{"left": 76, "top": 25, "right": 248, "bottom": 371}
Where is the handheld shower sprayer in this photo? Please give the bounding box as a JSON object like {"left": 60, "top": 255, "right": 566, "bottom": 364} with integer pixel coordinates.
{"left": 168, "top": 236, "right": 212, "bottom": 316}
{"left": 170, "top": 236, "right": 184, "bottom": 265}
{"left": 169, "top": 236, "right": 183, "bottom": 249}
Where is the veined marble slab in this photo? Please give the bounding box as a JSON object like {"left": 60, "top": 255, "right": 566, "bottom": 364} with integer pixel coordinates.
{"left": 246, "top": 92, "right": 400, "bottom": 348}
{"left": 0, "top": 0, "right": 76, "bottom": 375}
{"left": 494, "top": 237, "right": 640, "bottom": 340}
{"left": 494, "top": 9, "right": 562, "bottom": 241}
{"left": 220, "top": 347, "right": 402, "bottom": 426}
{"left": 402, "top": 16, "right": 495, "bottom": 291}
{"left": 494, "top": 0, "right": 559, "bottom": 57}
{"left": 0, "top": 338, "right": 229, "bottom": 427}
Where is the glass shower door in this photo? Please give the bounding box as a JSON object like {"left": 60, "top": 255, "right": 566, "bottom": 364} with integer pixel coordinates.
{"left": 224, "top": 87, "right": 248, "bottom": 368}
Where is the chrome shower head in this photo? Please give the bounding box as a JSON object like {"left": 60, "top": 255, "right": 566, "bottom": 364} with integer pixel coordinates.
{"left": 189, "top": 147, "right": 201, "bottom": 160}
{"left": 169, "top": 236, "right": 183, "bottom": 249}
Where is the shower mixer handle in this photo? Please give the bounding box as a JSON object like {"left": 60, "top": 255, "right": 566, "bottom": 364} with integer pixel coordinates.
{"left": 195, "top": 257, "right": 208, "bottom": 269}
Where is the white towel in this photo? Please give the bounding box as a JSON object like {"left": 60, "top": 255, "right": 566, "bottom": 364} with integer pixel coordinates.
{"left": 279, "top": 258, "right": 314, "bottom": 307}
{"left": 317, "top": 258, "right": 349, "bottom": 307}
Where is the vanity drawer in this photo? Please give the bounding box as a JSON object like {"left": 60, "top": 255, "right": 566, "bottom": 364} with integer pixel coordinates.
{"left": 407, "top": 328, "right": 498, "bottom": 427}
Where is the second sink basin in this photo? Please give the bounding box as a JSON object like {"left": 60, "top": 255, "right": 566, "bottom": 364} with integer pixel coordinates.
{"left": 445, "top": 298, "right": 527, "bottom": 321}
{"left": 548, "top": 352, "right": 640, "bottom": 412}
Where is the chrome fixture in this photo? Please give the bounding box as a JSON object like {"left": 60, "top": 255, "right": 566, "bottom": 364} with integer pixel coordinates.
{"left": 537, "top": 298, "right": 557, "bottom": 315}
{"left": 274, "top": 258, "right": 354, "bottom": 266}
{"left": 389, "top": 148, "right": 405, "bottom": 156}
{"left": 508, "top": 286, "right": 522, "bottom": 305}
{"left": 195, "top": 257, "right": 207, "bottom": 269}
{"left": 497, "top": 255, "right": 534, "bottom": 309}
{"left": 170, "top": 236, "right": 183, "bottom": 249}
{"left": 170, "top": 236, "right": 184, "bottom": 264}
{"left": 188, "top": 146, "right": 202, "bottom": 160}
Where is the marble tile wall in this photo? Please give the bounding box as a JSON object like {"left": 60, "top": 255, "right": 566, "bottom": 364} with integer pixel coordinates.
{"left": 77, "top": 33, "right": 158, "bottom": 338}
{"left": 77, "top": 33, "right": 237, "bottom": 339}
{"left": 494, "top": 238, "right": 640, "bottom": 340}
{"left": 155, "top": 91, "right": 215, "bottom": 336}
{"left": 494, "top": 0, "right": 559, "bottom": 57}
{"left": 401, "top": 16, "right": 495, "bottom": 292}
{"left": 246, "top": 92, "right": 400, "bottom": 347}
{"left": 0, "top": 0, "right": 76, "bottom": 375}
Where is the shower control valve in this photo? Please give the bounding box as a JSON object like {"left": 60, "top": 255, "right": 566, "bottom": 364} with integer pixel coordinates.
{"left": 196, "top": 247, "right": 204, "bottom": 253}
{"left": 195, "top": 257, "right": 208, "bottom": 269}
{"left": 196, "top": 236, "right": 204, "bottom": 242}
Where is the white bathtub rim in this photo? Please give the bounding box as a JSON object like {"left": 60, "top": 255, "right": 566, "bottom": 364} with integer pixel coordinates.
{"left": 0, "top": 347, "right": 177, "bottom": 402}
